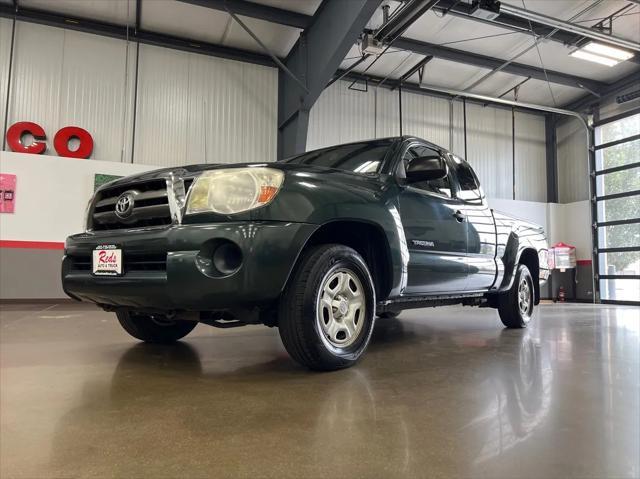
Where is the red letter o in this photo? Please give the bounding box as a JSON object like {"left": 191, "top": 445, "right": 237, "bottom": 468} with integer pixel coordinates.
{"left": 6, "top": 121, "right": 47, "bottom": 154}
{"left": 53, "top": 126, "right": 93, "bottom": 159}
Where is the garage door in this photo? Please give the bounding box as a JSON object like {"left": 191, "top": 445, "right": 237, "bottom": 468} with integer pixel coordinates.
{"left": 593, "top": 111, "right": 640, "bottom": 304}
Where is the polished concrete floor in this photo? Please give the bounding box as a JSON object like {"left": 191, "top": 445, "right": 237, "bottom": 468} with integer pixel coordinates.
{"left": 1, "top": 302, "right": 638, "bottom": 478}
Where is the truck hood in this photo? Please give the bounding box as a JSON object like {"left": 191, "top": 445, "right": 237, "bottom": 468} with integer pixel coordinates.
{"left": 99, "top": 162, "right": 385, "bottom": 192}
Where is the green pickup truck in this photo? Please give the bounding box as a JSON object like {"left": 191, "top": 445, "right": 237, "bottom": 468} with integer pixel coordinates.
{"left": 62, "top": 136, "right": 549, "bottom": 370}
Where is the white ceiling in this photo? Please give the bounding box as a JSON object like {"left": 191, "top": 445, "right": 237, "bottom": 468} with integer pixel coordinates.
{"left": 12, "top": 0, "right": 640, "bottom": 108}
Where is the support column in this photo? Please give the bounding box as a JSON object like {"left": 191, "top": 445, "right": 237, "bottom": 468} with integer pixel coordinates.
{"left": 277, "top": 0, "right": 381, "bottom": 159}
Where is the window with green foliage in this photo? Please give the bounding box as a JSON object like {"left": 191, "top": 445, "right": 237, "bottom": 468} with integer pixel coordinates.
{"left": 595, "top": 112, "right": 640, "bottom": 303}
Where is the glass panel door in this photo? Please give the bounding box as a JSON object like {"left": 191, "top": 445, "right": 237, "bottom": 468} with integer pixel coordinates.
{"left": 594, "top": 112, "right": 640, "bottom": 304}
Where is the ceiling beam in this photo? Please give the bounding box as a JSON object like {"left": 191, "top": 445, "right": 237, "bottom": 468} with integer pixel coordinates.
{"left": 394, "top": 37, "right": 608, "bottom": 92}
{"left": 0, "top": 4, "right": 275, "bottom": 67}
{"left": 562, "top": 69, "right": 640, "bottom": 112}
{"left": 335, "top": 69, "right": 571, "bottom": 116}
{"left": 397, "top": 55, "right": 433, "bottom": 84}
{"left": 175, "top": 0, "right": 311, "bottom": 29}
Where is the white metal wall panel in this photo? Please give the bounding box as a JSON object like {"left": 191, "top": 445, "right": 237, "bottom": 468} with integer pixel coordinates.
{"left": 134, "top": 44, "right": 277, "bottom": 166}
{"left": 515, "top": 111, "right": 546, "bottom": 202}
{"left": 5, "top": 22, "right": 135, "bottom": 162}
{"left": 374, "top": 86, "right": 401, "bottom": 139}
{"left": 133, "top": 45, "right": 190, "bottom": 166}
{"left": 557, "top": 117, "right": 589, "bottom": 203}
{"left": 451, "top": 99, "right": 466, "bottom": 158}
{"left": 464, "top": 103, "right": 513, "bottom": 200}
{"left": 307, "top": 80, "right": 375, "bottom": 151}
{"left": 401, "top": 92, "right": 450, "bottom": 149}
{"left": 5, "top": 22, "right": 63, "bottom": 155}
{"left": 0, "top": 17, "right": 12, "bottom": 139}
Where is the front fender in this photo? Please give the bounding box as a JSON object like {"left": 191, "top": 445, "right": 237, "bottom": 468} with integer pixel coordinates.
{"left": 254, "top": 173, "right": 409, "bottom": 298}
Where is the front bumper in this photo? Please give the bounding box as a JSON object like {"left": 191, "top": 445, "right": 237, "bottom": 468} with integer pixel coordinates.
{"left": 62, "top": 221, "right": 317, "bottom": 311}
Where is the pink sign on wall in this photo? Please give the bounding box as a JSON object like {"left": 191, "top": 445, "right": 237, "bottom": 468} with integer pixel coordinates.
{"left": 0, "top": 173, "right": 17, "bottom": 214}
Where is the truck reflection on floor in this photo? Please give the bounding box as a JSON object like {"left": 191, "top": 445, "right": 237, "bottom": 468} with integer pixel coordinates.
{"left": 47, "top": 318, "right": 550, "bottom": 477}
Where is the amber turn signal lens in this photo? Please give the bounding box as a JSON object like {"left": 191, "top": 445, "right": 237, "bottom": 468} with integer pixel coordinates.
{"left": 258, "top": 185, "right": 279, "bottom": 204}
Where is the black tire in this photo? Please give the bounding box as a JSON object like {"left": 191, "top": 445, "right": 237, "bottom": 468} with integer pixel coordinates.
{"left": 377, "top": 311, "right": 400, "bottom": 319}
{"left": 116, "top": 311, "right": 197, "bottom": 344}
{"left": 278, "top": 244, "right": 376, "bottom": 371}
{"left": 498, "top": 264, "right": 535, "bottom": 328}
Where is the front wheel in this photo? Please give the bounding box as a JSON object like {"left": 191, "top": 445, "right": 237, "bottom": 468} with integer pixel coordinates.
{"left": 116, "top": 311, "right": 197, "bottom": 343}
{"left": 498, "top": 264, "right": 535, "bottom": 328}
{"left": 278, "top": 244, "right": 376, "bottom": 371}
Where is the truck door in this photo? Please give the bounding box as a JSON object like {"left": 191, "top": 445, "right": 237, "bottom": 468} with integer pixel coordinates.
{"left": 448, "top": 155, "right": 497, "bottom": 291}
{"left": 396, "top": 144, "right": 468, "bottom": 294}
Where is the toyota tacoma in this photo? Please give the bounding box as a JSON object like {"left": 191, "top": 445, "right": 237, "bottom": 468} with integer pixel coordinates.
{"left": 62, "top": 137, "right": 549, "bottom": 371}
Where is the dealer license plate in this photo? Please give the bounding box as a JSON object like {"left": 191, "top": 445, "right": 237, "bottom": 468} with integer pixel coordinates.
{"left": 92, "top": 245, "right": 122, "bottom": 276}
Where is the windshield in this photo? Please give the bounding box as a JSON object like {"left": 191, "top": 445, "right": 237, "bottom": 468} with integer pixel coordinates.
{"left": 280, "top": 140, "right": 395, "bottom": 174}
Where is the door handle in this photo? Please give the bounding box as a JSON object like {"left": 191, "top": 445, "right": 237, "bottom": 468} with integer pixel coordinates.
{"left": 453, "top": 210, "right": 466, "bottom": 222}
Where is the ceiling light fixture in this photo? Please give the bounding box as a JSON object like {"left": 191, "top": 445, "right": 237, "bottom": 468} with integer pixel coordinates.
{"left": 570, "top": 41, "right": 635, "bottom": 67}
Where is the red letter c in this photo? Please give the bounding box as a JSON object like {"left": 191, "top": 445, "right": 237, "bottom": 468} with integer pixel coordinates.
{"left": 6, "top": 122, "right": 47, "bottom": 154}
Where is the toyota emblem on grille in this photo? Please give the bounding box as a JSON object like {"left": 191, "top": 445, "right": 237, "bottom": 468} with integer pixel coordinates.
{"left": 115, "top": 191, "right": 135, "bottom": 219}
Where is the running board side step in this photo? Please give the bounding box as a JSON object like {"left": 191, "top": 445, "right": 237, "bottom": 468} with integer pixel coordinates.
{"left": 377, "top": 292, "right": 487, "bottom": 313}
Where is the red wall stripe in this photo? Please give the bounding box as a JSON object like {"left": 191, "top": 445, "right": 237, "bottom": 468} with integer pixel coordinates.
{"left": 0, "top": 240, "right": 65, "bottom": 250}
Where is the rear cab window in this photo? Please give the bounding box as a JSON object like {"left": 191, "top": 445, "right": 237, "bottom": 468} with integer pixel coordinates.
{"left": 449, "top": 154, "right": 484, "bottom": 203}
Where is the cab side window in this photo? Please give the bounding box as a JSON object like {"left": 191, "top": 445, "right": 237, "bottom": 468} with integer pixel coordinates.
{"left": 399, "top": 145, "right": 452, "bottom": 198}
{"left": 451, "top": 155, "right": 483, "bottom": 202}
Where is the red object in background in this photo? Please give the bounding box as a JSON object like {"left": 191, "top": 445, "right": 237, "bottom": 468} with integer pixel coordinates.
{"left": 5, "top": 122, "right": 93, "bottom": 158}
{"left": 558, "top": 286, "right": 566, "bottom": 302}
{"left": 53, "top": 126, "right": 93, "bottom": 159}
{"left": 5, "top": 122, "right": 47, "bottom": 154}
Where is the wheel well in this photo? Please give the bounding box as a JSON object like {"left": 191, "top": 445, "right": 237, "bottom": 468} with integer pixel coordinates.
{"left": 519, "top": 248, "right": 540, "bottom": 304}
{"left": 303, "top": 220, "right": 393, "bottom": 300}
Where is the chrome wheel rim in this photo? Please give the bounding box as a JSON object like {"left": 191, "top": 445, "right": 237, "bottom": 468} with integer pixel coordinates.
{"left": 518, "top": 276, "right": 532, "bottom": 318}
{"left": 316, "top": 268, "right": 366, "bottom": 348}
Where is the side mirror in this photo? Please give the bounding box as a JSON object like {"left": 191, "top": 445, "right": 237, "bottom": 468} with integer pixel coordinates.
{"left": 406, "top": 155, "right": 447, "bottom": 183}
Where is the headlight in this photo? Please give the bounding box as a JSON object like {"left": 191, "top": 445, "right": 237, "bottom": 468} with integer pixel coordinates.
{"left": 186, "top": 167, "right": 284, "bottom": 215}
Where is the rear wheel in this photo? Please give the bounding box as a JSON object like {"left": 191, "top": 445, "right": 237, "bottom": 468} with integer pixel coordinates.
{"left": 278, "top": 244, "right": 376, "bottom": 371}
{"left": 116, "top": 311, "right": 197, "bottom": 343}
{"left": 498, "top": 264, "right": 535, "bottom": 328}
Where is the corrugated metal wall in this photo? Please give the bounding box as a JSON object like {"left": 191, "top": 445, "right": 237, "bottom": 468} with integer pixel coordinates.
{"left": 2, "top": 21, "right": 277, "bottom": 166}
{"left": 5, "top": 22, "right": 135, "bottom": 162}
{"left": 307, "top": 80, "right": 376, "bottom": 150}
{"left": 0, "top": 18, "right": 13, "bottom": 140}
{"left": 134, "top": 44, "right": 277, "bottom": 166}
{"left": 463, "top": 102, "right": 513, "bottom": 200}
{"left": 515, "top": 112, "right": 546, "bottom": 202}
{"left": 307, "top": 80, "right": 548, "bottom": 201}
{"left": 557, "top": 117, "right": 589, "bottom": 203}
{"left": 400, "top": 91, "right": 451, "bottom": 149}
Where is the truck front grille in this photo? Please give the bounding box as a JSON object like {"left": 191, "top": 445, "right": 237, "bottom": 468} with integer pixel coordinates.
{"left": 91, "top": 179, "right": 172, "bottom": 231}
{"left": 69, "top": 253, "right": 167, "bottom": 272}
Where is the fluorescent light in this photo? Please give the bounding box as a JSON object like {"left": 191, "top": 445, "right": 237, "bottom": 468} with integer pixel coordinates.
{"left": 583, "top": 42, "right": 634, "bottom": 61}
{"left": 570, "top": 49, "right": 619, "bottom": 67}
{"left": 569, "top": 41, "right": 635, "bottom": 67}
